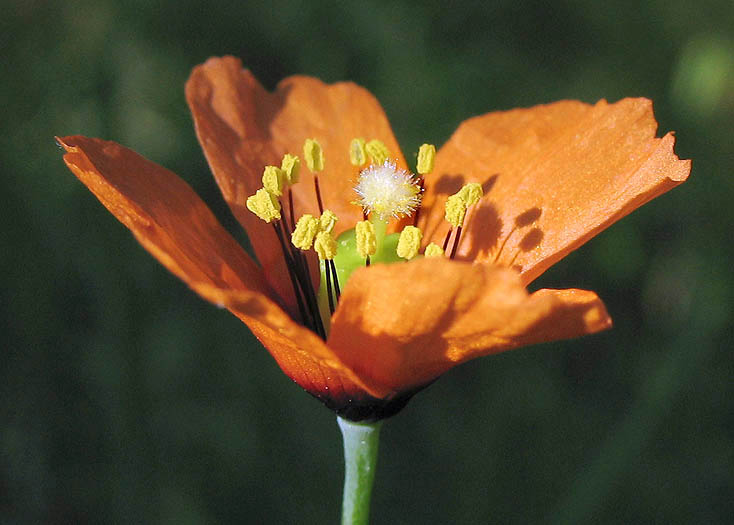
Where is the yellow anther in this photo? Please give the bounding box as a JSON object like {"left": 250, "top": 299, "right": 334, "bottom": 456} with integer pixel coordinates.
{"left": 314, "top": 231, "right": 337, "bottom": 260}
{"left": 303, "top": 138, "right": 324, "bottom": 172}
{"left": 424, "top": 243, "right": 445, "bottom": 258}
{"left": 319, "top": 209, "right": 338, "bottom": 234}
{"left": 349, "top": 138, "right": 367, "bottom": 167}
{"left": 417, "top": 143, "right": 436, "bottom": 175}
{"left": 458, "top": 182, "right": 483, "bottom": 207}
{"left": 355, "top": 220, "right": 376, "bottom": 258}
{"left": 281, "top": 154, "right": 300, "bottom": 184}
{"left": 365, "top": 139, "right": 389, "bottom": 165}
{"left": 397, "top": 225, "right": 423, "bottom": 260}
{"left": 291, "top": 214, "right": 320, "bottom": 250}
{"left": 246, "top": 188, "right": 281, "bottom": 223}
{"left": 445, "top": 194, "right": 467, "bottom": 227}
{"left": 262, "top": 165, "right": 285, "bottom": 197}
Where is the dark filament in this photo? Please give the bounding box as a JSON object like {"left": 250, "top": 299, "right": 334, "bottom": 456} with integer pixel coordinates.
{"left": 329, "top": 260, "right": 341, "bottom": 300}
{"left": 442, "top": 227, "right": 453, "bottom": 251}
{"left": 272, "top": 221, "right": 326, "bottom": 339}
{"left": 325, "top": 259, "right": 335, "bottom": 314}
{"left": 271, "top": 222, "right": 308, "bottom": 326}
{"left": 313, "top": 176, "right": 324, "bottom": 214}
{"left": 288, "top": 190, "right": 296, "bottom": 231}
{"left": 450, "top": 225, "right": 463, "bottom": 259}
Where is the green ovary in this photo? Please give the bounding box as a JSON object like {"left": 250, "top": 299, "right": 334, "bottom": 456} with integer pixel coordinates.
{"left": 318, "top": 217, "right": 402, "bottom": 333}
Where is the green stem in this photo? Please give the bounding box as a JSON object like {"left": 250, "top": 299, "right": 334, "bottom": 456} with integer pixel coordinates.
{"left": 338, "top": 416, "right": 383, "bottom": 525}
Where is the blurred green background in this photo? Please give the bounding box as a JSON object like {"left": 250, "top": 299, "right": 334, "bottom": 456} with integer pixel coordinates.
{"left": 2, "top": 0, "right": 732, "bottom": 523}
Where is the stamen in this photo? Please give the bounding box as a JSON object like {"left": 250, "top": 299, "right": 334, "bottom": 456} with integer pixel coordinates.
{"left": 330, "top": 260, "right": 341, "bottom": 300}
{"left": 288, "top": 190, "right": 295, "bottom": 231}
{"left": 349, "top": 138, "right": 367, "bottom": 167}
{"left": 424, "top": 243, "right": 444, "bottom": 258}
{"left": 304, "top": 138, "right": 325, "bottom": 214}
{"left": 303, "top": 139, "right": 324, "bottom": 172}
{"left": 291, "top": 214, "right": 320, "bottom": 250}
{"left": 292, "top": 246, "right": 324, "bottom": 337}
{"left": 287, "top": 213, "right": 329, "bottom": 333}
{"left": 354, "top": 162, "right": 422, "bottom": 220}
{"left": 413, "top": 143, "right": 435, "bottom": 226}
{"left": 314, "top": 230, "right": 337, "bottom": 261}
{"left": 416, "top": 143, "right": 436, "bottom": 175}
{"left": 444, "top": 183, "right": 484, "bottom": 259}
{"left": 458, "top": 182, "right": 483, "bottom": 206}
{"left": 314, "top": 177, "right": 324, "bottom": 214}
{"left": 325, "top": 264, "right": 334, "bottom": 314}
{"left": 247, "top": 180, "right": 326, "bottom": 338}
{"left": 246, "top": 188, "right": 281, "bottom": 223}
{"left": 281, "top": 153, "right": 301, "bottom": 184}
{"left": 365, "top": 139, "right": 389, "bottom": 165}
{"left": 271, "top": 221, "right": 310, "bottom": 332}
{"left": 281, "top": 154, "right": 300, "bottom": 229}
{"left": 396, "top": 225, "right": 423, "bottom": 260}
{"left": 450, "top": 225, "right": 463, "bottom": 259}
{"left": 444, "top": 193, "right": 466, "bottom": 260}
{"left": 319, "top": 209, "right": 338, "bottom": 233}
{"left": 262, "top": 165, "right": 285, "bottom": 197}
{"left": 444, "top": 194, "right": 467, "bottom": 228}
{"left": 442, "top": 227, "right": 452, "bottom": 251}
{"left": 355, "top": 220, "right": 376, "bottom": 265}
{"left": 314, "top": 231, "right": 338, "bottom": 314}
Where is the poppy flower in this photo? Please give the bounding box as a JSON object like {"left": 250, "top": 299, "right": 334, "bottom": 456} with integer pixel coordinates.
{"left": 59, "top": 56, "right": 690, "bottom": 421}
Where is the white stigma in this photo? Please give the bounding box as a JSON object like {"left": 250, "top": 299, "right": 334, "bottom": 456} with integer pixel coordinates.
{"left": 354, "top": 161, "right": 422, "bottom": 219}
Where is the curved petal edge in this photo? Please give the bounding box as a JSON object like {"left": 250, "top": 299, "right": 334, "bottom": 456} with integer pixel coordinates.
{"left": 328, "top": 258, "right": 611, "bottom": 396}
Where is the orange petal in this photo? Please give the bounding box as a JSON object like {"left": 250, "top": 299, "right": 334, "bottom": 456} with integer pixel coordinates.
{"left": 327, "top": 258, "right": 611, "bottom": 397}
{"left": 59, "top": 135, "right": 270, "bottom": 296}
{"left": 419, "top": 98, "right": 691, "bottom": 284}
{"left": 185, "top": 56, "right": 406, "bottom": 305}
{"left": 189, "top": 283, "right": 386, "bottom": 408}
{"left": 60, "top": 135, "right": 395, "bottom": 414}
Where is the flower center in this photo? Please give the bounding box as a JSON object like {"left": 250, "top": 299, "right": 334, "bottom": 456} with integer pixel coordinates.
{"left": 354, "top": 162, "right": 421, "bottom": 220}
{"left": 245, "top": 138, "right": 482, "bottom": 339}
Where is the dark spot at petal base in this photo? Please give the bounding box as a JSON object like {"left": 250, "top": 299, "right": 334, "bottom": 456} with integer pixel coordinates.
{"left": 309, "top": 386, "right": 427, "bottom": 422}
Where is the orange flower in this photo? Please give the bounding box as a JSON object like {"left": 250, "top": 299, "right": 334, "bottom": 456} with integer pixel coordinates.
{"left": 59, "top": 56, "right": 690, "bottom": 421}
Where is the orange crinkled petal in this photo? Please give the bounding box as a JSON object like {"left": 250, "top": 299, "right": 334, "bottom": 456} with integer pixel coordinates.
{"left": 327, "top": 258, "right": 611, "bottom": 398}
{"left": 419, "top": 98, "right": 691, "bottom": 285}
{"left": 59, "top": 135, "right": 380, "bottom": 406}
{"left": 190, "top": 283, "right": 383, "bottom": 407}
{"left": 185, "top": 56, "right": 406, "bottom": 307}
{"left": 59, "top": 135, "right": 269, "bottom": 296}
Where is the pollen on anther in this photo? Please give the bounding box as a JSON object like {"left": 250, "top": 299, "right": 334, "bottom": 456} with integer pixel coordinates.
{"left": 281, "top": 154, "right": 300, "bottom": 184}
{"left": 354, "top": 161, "right": 422, "bottom": 220}
{"left": 355, "top": 220, "right": 376, "bottom": 258}
{"left": 365, "top": 139, "right": 389, "bottom": 165}
{"left": 291, "top": 214, "right": 319, "bottom": 250}
{"left": 262, "top": 165, "right": 285, "bottom": 196}
{"left": 445, "top": 194, "right": 466, "bottom": 227}
{"left": 349, "top": 138, "right": 367, "bottom": 167}
{"left": 424, "top": 243, "right": 444, "bottom": 258}
{"left": 303, "top": 138, "right": 324, "bottom": 172}
{"left": 319, "top": 209, "right": 338, "bottom": 233}
{"left": 314, "top": 231, "right": 337, "bottom": 260}
{"left": 246, "top": 188, "right": 281, "bottom": 223}
{"left": 397, "top": 225, "right": 422, "bottom": 260}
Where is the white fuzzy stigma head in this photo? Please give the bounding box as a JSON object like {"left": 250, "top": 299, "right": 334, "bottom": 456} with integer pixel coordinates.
{"left": 354, "top": 161, "right": 422, "bottom": 220}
